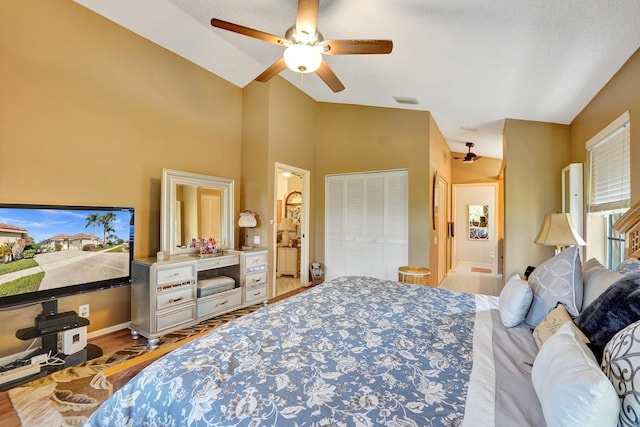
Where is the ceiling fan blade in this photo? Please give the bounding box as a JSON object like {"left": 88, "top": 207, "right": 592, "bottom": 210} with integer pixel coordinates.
{"left": 255, "top": 58, "right": 287, "bottom": 82}
{"left": 296, "top": 0, "right": 319, "bottom": 37}
{"left": 211, "top": 18, "right": 285, "bottom": 46}
{"left": 322, "top": 39, "right": 393, "bottom": 55}
{"left": 316, "top": 60, "right": 345, "bottom": 93}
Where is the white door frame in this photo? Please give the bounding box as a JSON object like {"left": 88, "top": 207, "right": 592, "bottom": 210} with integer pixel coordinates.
{"left": 273, "top": 162, "right": 310, "bottom": 295}
{"left": 452, "top": 182, "right": 499, "bottom": 274}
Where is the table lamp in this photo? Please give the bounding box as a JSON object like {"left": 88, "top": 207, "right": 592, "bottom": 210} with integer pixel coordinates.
{"left": 534, "top": 213, "right": 586, "bottom": 255}
{"left": 278, "top": 217, "right": 296, "bottom": 246}
{"left": 238, "top": 210, "right": 257, "bottom": 249}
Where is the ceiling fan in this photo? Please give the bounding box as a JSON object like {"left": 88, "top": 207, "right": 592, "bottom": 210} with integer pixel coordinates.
{"left": 454, "top": 142, "right": 481, "bottom": 163}
{"left": 210, "top": 0, "right": 393, "bottom": 93}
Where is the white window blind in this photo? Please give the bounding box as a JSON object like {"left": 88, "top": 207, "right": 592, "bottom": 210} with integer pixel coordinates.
{"left": 587, "top": 111, "right": 630, "bottom": 213}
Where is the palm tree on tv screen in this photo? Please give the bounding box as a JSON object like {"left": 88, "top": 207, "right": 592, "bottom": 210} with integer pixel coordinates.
{"left": 99, "top": 212, "right": 117, "bottom": 245}
{"left": 85, "top": 212, "right": 100, "bottom": 238}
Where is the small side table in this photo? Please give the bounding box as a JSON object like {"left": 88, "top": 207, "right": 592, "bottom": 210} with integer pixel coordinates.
{"left": 398, "top": 266, "right": 431, "bottom": 286}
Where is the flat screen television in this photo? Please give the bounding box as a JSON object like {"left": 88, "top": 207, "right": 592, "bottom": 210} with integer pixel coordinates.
{"left": 0, "top": 203, "right": 134, "bottom": 310}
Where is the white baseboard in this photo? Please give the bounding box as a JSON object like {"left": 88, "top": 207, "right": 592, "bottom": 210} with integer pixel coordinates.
{"left": 87, "top": 322, "right": 130, "bottom": 340}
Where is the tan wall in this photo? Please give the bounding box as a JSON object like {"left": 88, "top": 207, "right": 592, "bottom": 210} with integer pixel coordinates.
{"left": 503, "top": 120, "right": 571, "bottom": 278}
{"left": 0, "top": 1, "right": 242, "bottom": 356}
{"left": 241, "top": 82, "right": 271, "bottom": 248}
{"left": 241, "top": 77, "right": 317, "bottom": 292}
{"left": 314, "top": 104, "right": 432, "bottom": 267}
{"left": 570, "top": 48, "right": 640, "bottom": 202}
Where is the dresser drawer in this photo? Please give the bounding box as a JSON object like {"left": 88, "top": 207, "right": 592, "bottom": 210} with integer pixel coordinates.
{"left": 245, "top": 254, "right": 267, "bottom": 269}
{"left": 245, "top": 283, "right": 267, "bottom": 303}
{"left": 198, "top": 254, "right": 240, "bottom": 271}
{"left": 197, "top": 288, "right": 242, "bottom": 318}
{"left": 245, "top": 271, "right": 267, "bottom": 287}
{"left": 156, "top": 305, "right": 196, "bottom": 332}
{"left": 156, "top": 285, "right": 196, "bottom": 310}
{"left": 156, "top": 265, "right": 195, "bottom": 285}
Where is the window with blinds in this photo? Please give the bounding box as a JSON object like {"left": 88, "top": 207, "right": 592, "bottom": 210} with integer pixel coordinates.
{"left": 585, "top": 111, "right": 631, "bottom": 269}
{"left": 587, "top": 111, "right": 630, "bottom": 213}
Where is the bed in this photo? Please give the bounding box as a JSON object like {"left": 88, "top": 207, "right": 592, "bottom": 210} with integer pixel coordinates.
{"left": 86, "top": 202, "right": 640, "bottom": 427}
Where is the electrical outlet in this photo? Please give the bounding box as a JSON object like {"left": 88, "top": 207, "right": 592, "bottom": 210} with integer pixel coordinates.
{"left": 79, "top": 304, "right": 90, "bottom": 318}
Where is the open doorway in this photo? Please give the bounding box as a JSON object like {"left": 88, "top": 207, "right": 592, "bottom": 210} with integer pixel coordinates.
{"left": 274, "top": 163, "right": 310, "bottom": 297}
{"left": 452, "top": 183, "right": 499, "bottom": 275}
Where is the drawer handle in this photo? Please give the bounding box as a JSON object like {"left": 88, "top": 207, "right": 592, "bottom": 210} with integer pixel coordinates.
{"left": 216, "top": 300, "right": 228, "bottom": 308}
{"left": 169, "top": 296, "right": 184, "bottom": 304}
{"left": 252, "top": 292, "right": 261, "bottom": 296}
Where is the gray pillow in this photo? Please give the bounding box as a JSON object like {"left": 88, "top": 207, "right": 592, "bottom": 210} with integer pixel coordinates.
{"left": 582, "top": 258, "right": 623, "bottom": 308}
{"left": 523, "top": 246, "right": 582, "bottom": 328}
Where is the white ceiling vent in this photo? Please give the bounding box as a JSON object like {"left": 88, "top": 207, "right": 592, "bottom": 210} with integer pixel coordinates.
{"left": 393, "top": 96, "right": 419, "bottom": 105}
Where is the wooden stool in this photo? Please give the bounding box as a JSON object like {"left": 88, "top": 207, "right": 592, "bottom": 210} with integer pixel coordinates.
{"left": 398, "top": 266, "right": 431, "bottom": 286}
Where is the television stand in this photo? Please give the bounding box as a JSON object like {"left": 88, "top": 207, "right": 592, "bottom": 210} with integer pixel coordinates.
{"left": 8, "top": 300, "right": 103, "bottom": 390}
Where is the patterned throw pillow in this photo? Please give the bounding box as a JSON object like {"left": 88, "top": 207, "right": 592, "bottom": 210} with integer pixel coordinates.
{"left": 532, "top": 304, "right": 589, "bottom": 349}
{"left": 523, "top": 246, "right": 583, "bottom": 328}
{"left": 602, "top": 319, "right": 640, "bottom": 426}
{"left": 617, "top": 258, "right": 640, "bottom": 275}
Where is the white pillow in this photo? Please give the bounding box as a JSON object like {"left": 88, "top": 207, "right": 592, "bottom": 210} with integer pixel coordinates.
{"left": 499, "top": 274, "right": 533, "bottom": 327}
{"left": 532, "top": 322, "right": 619, "bottom": 427}
{"left": 524, "top": 246, "right": 583, "bottom": 328}
{"left": 582, "top": 257, "right": 623, "bottom": 308}
{"left": 602, "top": 319, "right": 640, "bottom": 426}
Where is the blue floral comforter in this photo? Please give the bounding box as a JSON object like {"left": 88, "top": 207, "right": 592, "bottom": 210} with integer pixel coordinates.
{"left": 86, "top": 276, "right": 479, "bottom": 427}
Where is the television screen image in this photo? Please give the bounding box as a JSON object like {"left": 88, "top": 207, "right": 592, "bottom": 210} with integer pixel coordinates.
{"left": 0, "top": 204, "right": 134, "bottom": 309}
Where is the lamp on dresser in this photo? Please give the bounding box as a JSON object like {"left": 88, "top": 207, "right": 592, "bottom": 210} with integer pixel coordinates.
{"left": 278, "top": 217, "right": 296, "bottom": 246}
{"left": 238, "top": 210, "right": 257, "bottom": 250}
{"left": 534, "top": 213, "right": 586, "bottom": 255}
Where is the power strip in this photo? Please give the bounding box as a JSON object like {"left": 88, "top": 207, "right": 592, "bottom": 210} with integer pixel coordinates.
{"left": 0, "top": 363, "right": 40, "bottom": 386}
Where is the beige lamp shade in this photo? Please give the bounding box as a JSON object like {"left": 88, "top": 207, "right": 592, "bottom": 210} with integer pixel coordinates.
{"left": 278, "top": 217, "right": 296, "bottom": 246}
{"left": 238, "top": 210, "right": 257, "bottom": 228}
{"left": 534, "top": 213, "right": 586, "bottom": 253}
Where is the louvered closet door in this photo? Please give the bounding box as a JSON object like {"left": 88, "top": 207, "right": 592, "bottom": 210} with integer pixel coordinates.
{"left": 325, "top": 178, "right": 345, "bottom": 279}
{"left": 384, "top": 172, "right": 409, "bottom": 279}
{"left": 325, "top": 170, "right": 408, "bottom": 281}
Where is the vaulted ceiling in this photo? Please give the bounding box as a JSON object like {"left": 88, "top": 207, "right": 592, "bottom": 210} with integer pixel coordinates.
{"left": 76, "top": 0, "right": 640, "bottom": 159}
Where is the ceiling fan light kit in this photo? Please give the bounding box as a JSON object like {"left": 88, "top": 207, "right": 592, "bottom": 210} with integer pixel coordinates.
{"left": 210, "top": 0, "right": 392, "bottom": 93}
{"left": 284, "top": 45, "right": 323, "bottom": 73}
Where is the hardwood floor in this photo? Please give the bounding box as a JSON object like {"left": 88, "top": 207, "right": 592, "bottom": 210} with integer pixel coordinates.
{"left": 0, "top": 287, "right": 311, "bottom": 426}
{"left": 0, "top": 330, "right": 139, "bottom": 427}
